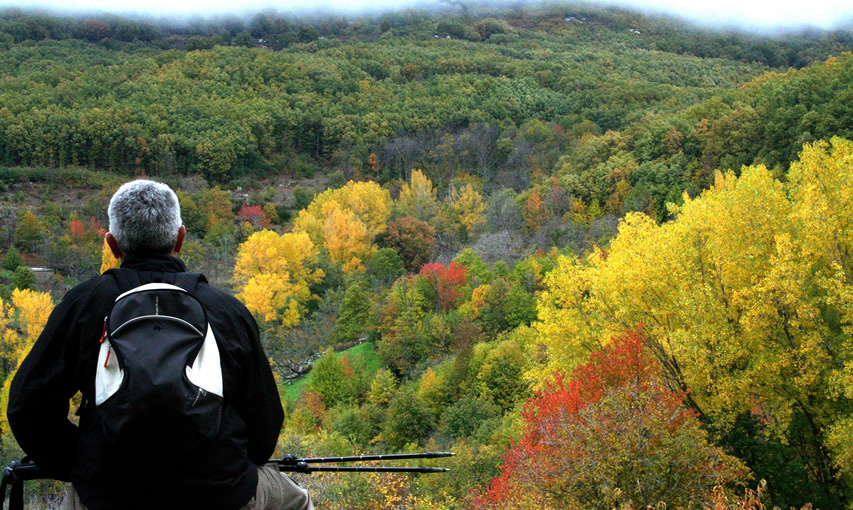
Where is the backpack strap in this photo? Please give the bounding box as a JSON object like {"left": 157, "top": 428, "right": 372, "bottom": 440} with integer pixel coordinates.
{"left": 77, "top": 269, "right": 143, "bottom": 417}
{"left": 173, "top": 272, "right": 207, "bottom": 294}
{"left": 107, "top": 268, "right": 143, "bottom": 294}
{"left": 105, "top": 268, "right": 207, "bottom": 294}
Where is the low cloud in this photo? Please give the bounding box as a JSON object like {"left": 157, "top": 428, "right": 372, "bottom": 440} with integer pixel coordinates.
{"left": 2, "top": 0, "right": 851, "bottom": 32}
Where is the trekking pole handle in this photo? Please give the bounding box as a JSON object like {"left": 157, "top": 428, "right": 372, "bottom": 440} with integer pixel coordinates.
{"left": 3, "top": 461, "right": 43, "bottom": 482}
{"left": 2, "top": 461, "right": 46, "bottom": 510}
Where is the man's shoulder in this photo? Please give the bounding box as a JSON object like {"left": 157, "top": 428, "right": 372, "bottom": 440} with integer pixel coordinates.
{"left": 193, "top": 279, "right": 242, "bottom": 305}
{"left": 192, "top": 279, "right": 253, "bottom": 318}
{"left": 191, "top": 280, "right": 258, "bottom": 346}
{"left": 62, "top": 273, "right": 121, "bottom": 306}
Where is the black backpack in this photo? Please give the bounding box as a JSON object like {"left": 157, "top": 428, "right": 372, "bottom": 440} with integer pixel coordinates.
{"left": 95, "top": 270, "right": 224, "bottom": 455}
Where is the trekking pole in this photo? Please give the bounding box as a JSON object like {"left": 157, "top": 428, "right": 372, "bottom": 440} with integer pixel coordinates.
{"left": 272, "top": 452, "right": 454, "bottom": 474}
{"left": 2, "top": 460, "right": 44, "bottom": 510}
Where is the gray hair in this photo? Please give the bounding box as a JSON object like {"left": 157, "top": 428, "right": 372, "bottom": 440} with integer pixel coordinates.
{"left": 108, "top": 180, "right": 182, "bottom": 255}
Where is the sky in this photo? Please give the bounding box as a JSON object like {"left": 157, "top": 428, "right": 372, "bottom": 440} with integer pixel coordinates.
{"left": 2, "top": 0, "right": 852, "bottom": 32}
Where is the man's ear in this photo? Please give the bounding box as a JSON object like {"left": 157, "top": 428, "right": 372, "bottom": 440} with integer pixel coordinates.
{"left": 105, "top": 232, "right": 123, "bottom": 259}
{"left": 174, "top": 225, "right": 186, "bottom": 254}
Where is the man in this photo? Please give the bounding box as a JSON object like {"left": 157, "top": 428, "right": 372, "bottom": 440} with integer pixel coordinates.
{"left": 7, "top": 180, "right": 312, "bottom": 510}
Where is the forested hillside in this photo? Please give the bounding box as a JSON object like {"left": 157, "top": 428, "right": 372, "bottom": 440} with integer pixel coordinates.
{"left": 0, "top": 2, "right": 852, "bottom": 509}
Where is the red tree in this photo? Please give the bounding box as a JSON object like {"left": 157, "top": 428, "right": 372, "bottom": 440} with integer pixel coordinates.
{"left": 70, "top": 219, "right": 85, "bottom": 239}
{"left": 419, "top": 261, "right": 467, "bottom": 311}
{"left": 236, "top": 204, "right": 270, "bottom": 230}
{"left": 469, "top": 328, "right": 749, "bottom": 509}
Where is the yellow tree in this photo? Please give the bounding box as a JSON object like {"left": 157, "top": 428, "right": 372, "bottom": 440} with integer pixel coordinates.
{"left": 0, "top": 289, "right": 54, "bottom": 447}
{"left": 437, "top": 182, "right": 486, "bottom": 243}
{"left": 0, "top": 297, "right": 18, "bottom": 378}
{"left": 15, "top": 210, "right": 43, "bottom": 254}
{"left": 396, "top": 169, "right": 439, "bottom": 222}
{"left": 531, "top": 143, "right": 853, "bottom": 500}
{"left": 322, "top": 203, "right": 373, "bottom": 273}
{"left": 293, "top": 180, "right": 391, "bottom": 271}
{"left": 340, "top": 180, "right": 392, "bottom": 241}
{"left": 788, "top": 137, "right": 853, "bottom": 292}
{"left": 785, "top": 137, "right": 853, "bottom": 489}
{"left": 233, "top": 230, "right": 324, "bottom": 328}
{"left": 100, "top": 238, "right": 120, "bottom": 273}
{"left": 533, "top": 166, "right": 793, "bottom": 416}
{"left": 294, "top": 180, "right": 391, "bottom": 244}
{"left": 13, "top": 289, "right": 53, "bottom": 348}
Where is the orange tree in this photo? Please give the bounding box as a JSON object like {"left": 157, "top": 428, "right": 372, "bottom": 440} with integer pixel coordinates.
{"left": 471, "top": 329, "right": 749, "bottom": 510}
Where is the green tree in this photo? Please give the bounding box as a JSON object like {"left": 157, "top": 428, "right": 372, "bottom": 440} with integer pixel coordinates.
{"left": 2, "top": 247, "right": 23, "bottom": 271}
{"left": 469, "top": 279, "right": 537, "bottom": 337}
{"left": 177, "top": 191, "right": 206, "bottom": 237}
{"left": 366, "top": 248, "right": 405, "bottom": 287}
{"left": 332, "top": 282, "right": 372, "bottom": 344}
{"left": 380, "top": 384, "right": 433, "bottom": 449}
{"left": 476, "top": 339, "right": 529, "bottom": 411}
{"left": 376, "top": 276, "right": 431, "bottom": 375}
{"left": 11, "top": 266, "right": 35, "bottom": 291}
{"left": 309, "top": 348, "right": 357, "bottom": 408}
{"left": 440, "top": 393, "right": 502, "bottom": 439}
{"left": 15, "top": 210, "right": 43, "bottom": 254}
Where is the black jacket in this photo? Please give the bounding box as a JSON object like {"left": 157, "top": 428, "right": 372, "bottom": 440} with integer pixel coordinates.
{"left": 8, "top": 254, "right": 284, "bottom": 510}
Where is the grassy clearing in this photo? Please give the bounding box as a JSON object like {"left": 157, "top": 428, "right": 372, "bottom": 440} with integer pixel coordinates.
{"left": 281, "top": 342, "right": 378, "bottom": 403}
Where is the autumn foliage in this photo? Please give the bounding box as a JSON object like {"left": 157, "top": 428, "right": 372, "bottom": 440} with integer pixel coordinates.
{"left": 419, "top": 261, "right": 467, "bottom": 311}
{"left": 470, "top": 329, "right": 749, "bottom": 510}
{"left": 532, "top": 138, "right": 853, "bottom": 505}
{"left": 235, "top": 204, "right": 270, "bottom": 230}
{"left": 293, "top": 180, "right": 392, "bottom": 273}
{"left": 233, "top": 230, "right": 325, "bottom": 327}
{"left": 0, "top": 289, "right": 54, "bottom": 450}
{"left": 383, "top": 216, "right": 437, "bottom": 273}
{"left": 1, "top": 15, "right": 853, "bottom": 509}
